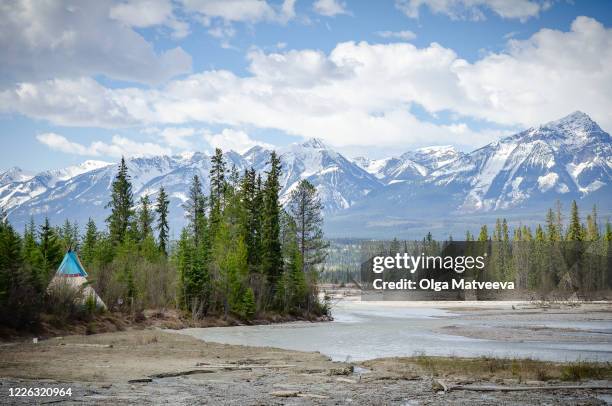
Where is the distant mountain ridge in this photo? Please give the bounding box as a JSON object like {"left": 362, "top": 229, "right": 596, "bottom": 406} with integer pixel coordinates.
{"left": 2, "top": 112, "right": 610, "bottom": 238}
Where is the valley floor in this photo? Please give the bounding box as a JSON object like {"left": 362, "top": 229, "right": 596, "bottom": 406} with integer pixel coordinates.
{"left": 0, "top": 329, "right": 610, "bottom": 405}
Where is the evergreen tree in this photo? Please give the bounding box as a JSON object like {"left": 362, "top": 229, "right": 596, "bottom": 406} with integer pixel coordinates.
{"left": 184, "top": 175, "right": 207, "bottom": 246}
{"left": 546, "top": 208, "right": 559, "bottom": 241}
{"left": 39, "top": 217, "right": 63, "bottom": 282}
{"left": 261, "top": 151, "right": 283, "bottom": 294}
{"left": 106, "top": 157, "right": 134, "bottom": 245}
{"left": 586, "top": 205, "right": 600, "bottom": 241}
{"left": 478, "top": 225, "right": 488, "bottom": 242}
{"left": 566, "top": 200, "right": 584, "bottom": 241}
{"left": 137, "top": 195, "right": 154, "bottom": 241}
{"left": 80, "top": 218, "right": 98, "bottom": 267}
{"left": 22, "top": 218, "right": 43, "bottom": 290}
{"left": 58, "top": 219, "right": 79, "bottom": 251}
{"left": 209, "top": 148, "right": 226, "bottom": 239}
{"left": 240, "top": 168, "right": 261, "bottom": 274}
{"left": 155, "top": 187, "right": 170, "bottom": 256}
{"left": 288, "top": 179, "right": 328, "bottom": 274}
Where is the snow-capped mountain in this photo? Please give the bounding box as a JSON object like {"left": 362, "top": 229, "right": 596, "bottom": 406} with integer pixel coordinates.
{"left": 2, "top": 138, "right": 380, "bottom": 233}
{"left": 277, "top": 138, "right": 381, "bottom": 210}
{"left": 353, "top": 145, "right": 462, "bottom": 185}
{"left": 1, "top": 112, "right": 610, "bottom": 238}
{"left": 325, "top": 111, "right": 611, "bottom": 237}
{"left": 429, "top": 111, "right": 611, "bottom": 212}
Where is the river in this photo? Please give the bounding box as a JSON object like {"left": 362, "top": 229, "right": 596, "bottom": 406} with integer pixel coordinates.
{"left": 177, "top": 298, "right": 612, "bottom": 362}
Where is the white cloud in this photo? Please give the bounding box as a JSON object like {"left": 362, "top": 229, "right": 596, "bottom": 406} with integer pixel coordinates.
{"left": 313, "top": 0, "right": 349, "bottom": 17}
{"left": 376, "top": 30, "right": 417, "bottom": 41}
{"left": 158, "top": 127, "right": 197, "bottom": 149}
{"left": 181, "top": 0, "right": 295, "bottom": 46}
{"left": 181, "top": 0, "right": 296, "bottom": 23}
{"left": 0, "top": 0, "right": 192, "bottom": 85}
{"left": 36, "top": 133, "right": 91, "bottom": 156}
{"left": 203, "top": 129, "right": 273, "bottom": 153}
{"left": 395, "top": 0, "right": 544, "bottom": 21}
{"left": 37, "top": 133, "right": 171, "bottom": 158}
{"left": 7, "top": 17, "right": 612, "bottom": 152}
{"left": 110, "top": 0, "right": 190, "bottom": 38}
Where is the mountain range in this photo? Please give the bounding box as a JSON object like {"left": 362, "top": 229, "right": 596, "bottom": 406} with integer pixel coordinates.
{"left": 1, "top": 112, "right": 610, "bottom": 239}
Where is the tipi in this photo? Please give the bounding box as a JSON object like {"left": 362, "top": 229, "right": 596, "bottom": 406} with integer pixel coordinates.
{"left": 48, "top": 250, "right": 106, "bottom": 309}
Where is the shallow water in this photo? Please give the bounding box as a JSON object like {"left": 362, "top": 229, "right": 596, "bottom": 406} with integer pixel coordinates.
{"left": 178, "top": 300, "right": 612, "bottom": 362}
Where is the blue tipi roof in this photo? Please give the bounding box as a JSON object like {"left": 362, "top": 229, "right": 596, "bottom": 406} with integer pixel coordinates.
{"left": 56, "top": 250, "right": 88, "bottom": 277}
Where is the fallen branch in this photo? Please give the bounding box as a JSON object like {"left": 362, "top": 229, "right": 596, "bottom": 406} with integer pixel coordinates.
{"left": 128, "top": 378, "right": 153, "bottom": 383}
{"left": 149, "top": 369, "right": 216, "bottom": 379}
{"left": 270, "top": 390, "right": 299, "bottom": 397}
{"left": 448, "top": 384, "right": 612, "bottom": 392}
{"left": 195, "top": 363, "right": 296, "bottom": 369}
{"left": 59, "top": 343, "right": 113, "bottom": 348}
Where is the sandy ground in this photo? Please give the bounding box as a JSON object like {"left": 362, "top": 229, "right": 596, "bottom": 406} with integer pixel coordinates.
{"left": 0, "top": 328, "right": 611, "bottom": 405}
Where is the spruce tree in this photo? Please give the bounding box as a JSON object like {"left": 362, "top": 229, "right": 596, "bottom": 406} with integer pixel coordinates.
{"left": 546, "top": 208, "right": 559, "bottom": 241}
{"left": 81, "top": 218, "right": 98, "bottom": 267}
{"left": 22, "top": 218, "right": 43, "bottom": 287}
{"left": 586, "top": 205, "right": 600, "bottom": 241}
{"left": 184, "top": 175, "right": 206, "bottom": 246}
{"left": 566, "top": 200, "right": 584, "bottom": 241}
{"left": 155, "top": 187, "right": 170, "bottom": 256}
{"left": 106, "top": 157, "right": 134, "bottom": 245}
{"left": 240, "top": 168, "right": 260, "bottom": 274}
{"left": 261, "top": 151, "right": 283, "bottom": 293}
{"left": 209, "top": 148, "right": 226, "bottom": 239}
{"left": 478, "top": 225, "right": 488, "bottom": 241}
{"left": 39, "top": 217, "right": 63, "bottom": 282}
{"left": 137, "top": 195, "right": 154, "bottom": 241}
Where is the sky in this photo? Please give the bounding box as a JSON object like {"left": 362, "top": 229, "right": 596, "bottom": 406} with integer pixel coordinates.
{"left": 0, "top": 0, "right": 611, "bottom": 171}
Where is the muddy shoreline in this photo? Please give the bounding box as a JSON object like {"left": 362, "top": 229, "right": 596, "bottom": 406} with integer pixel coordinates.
{"left": 1, "top": 328, "right": 611, "bottom": 405}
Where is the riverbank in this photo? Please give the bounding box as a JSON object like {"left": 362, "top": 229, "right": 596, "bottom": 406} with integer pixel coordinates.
{"left": 0, "top": 308, "right": 332, "bottom": 342}
{"left": 0, "top": 329, "right": 610, "bottom": 405}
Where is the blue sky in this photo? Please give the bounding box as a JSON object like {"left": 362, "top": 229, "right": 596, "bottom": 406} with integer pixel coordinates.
{"left": 1, "top": 0, "right": 611, "bottom": 171}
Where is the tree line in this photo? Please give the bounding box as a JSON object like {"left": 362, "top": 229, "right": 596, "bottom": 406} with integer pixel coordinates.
{"left": 0, "top": 150, "right": 328, "bottom": 331}
{"left": 466, "top": 201, "right": 611, "bottom": 298}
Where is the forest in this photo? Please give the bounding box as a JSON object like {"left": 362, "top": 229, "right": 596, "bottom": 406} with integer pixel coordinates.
{"left": 330, "top": 202, "right": 612, "bottom": 300}
{"left": 0, "top": 149, "right": 329, "bottom": 331}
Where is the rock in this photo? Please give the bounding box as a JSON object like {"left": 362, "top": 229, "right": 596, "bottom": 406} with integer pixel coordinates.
{"left": 328, "top": 366, "right": 354, "bottom": 376}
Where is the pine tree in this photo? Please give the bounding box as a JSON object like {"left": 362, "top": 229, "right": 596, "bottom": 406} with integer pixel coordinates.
{"left": 240, "top": 168, "right": 260, "bottom": 274}
{"left": 566, "top": 200, "right": 584, "bottom": 241}
{"left": 80, "top": 218, "right": 98, "bottom": 267}
{"left": 137, "top": 195, "right": 154, "bottom": 242}
{"left": 478, "top": 225, "right": 488, "bottom": 242}
{"left": 209, "top": 148, "right": 226, "bottom": 240}
{"left": 605, "top": 220, "right": 612, "bottom": 242}
{"left": 546, "top": 208, "right": 559, "bottom": 241}
{"left": 493, "top": 219, "right": 502, "bottom": 241}
{"left": 288, "top": 179, "right": 328, "bottom": 274}
{"left": 586, "top": 205, "right": 600, "bottom": 241}
{"left": 106, "top": 157, "right": 134, "bottom": 245}
{"left": 155, "top": 187, "right": 170, "bottom": 256}
{"left": 261, "top": 151, "right": 283, "bottom": 294}
{"left": 184, "top": 175, "right": 206, "bottom": 246}
{"left": 58, "top": 219, "right": 79, "bottom": 251}
{"left": 39, "top": 217, "right": 63, "bottom": 282}
{"left": 22, "top": 218, "right": 43, "bottom": 288}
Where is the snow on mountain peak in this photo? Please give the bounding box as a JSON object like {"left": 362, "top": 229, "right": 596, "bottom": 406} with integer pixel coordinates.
{"left": 300, "top": 137, "right": 329, "bottom": 149}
